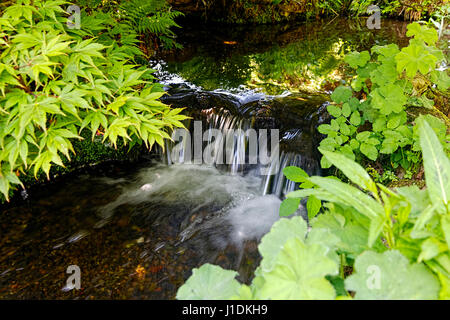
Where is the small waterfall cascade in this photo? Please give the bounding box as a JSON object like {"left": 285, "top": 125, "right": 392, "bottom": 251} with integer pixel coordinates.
{"left": 159, "top": 84, "right": 327, "bottom": 199}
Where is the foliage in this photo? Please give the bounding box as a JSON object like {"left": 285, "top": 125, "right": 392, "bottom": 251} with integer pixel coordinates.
{"left": 177, "top": 119, "right": 449, "bottom": 300}
{"left": 181, "top": 0, "right": 447, "bottom": 23}
{"left": 75, "top": 0, "right": 183, "bottom": 50}
{"left": 0, "top": 0, "right": 188, "bottom": 201}
{"left": 377, "top": 0, "right": 448, "bottom": 21}
{"left": 167, "top": 18, "right": 404, "bottom": 94}
{"left": 317, "top": 22, "right": 449, "bottom": 174}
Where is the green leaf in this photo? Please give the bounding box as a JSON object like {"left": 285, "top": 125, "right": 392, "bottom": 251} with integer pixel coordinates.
{"left": 283, "top": 166, "right": 308, "bottom": 182}
{"left": 368, "top": 214, "right": 386, "bottom": 248}
{"left": 308, "top": 176, "right": 384, "bottom": 219}
{"left": 418, "top": 96, "right": 435, "bottom": 109}
{"left": 418, "top": 238, "right": 448, "bottom": 262}
{"left": 327, "top": 105, "right": 342, "bottom": 118}
{"left": 307, "top": 195, "right": 321, "bottom": 220}
{"left": 406, "top": 22, "right": 438, "bottom": 46}
{"left": 279, "top": 198, "right": 301, "bottom": 217}
{"left": 370, "top": 84, "right": 407, "bottom": 115}
{"left": 345, "top": 51, "right": 370, "bottom": 69}
{"left": 372, "top": 44, "right": 400, "bottom": 58}
{"left": 331, "top": 86, "right": 352, "bottom": 104}
{"left": 259, "top": 238, "right": 338, "bottom": 300}
{"left": 345, "top": 250, "right": 440, "bottom": 299}
{"left": 319, "top": 149, "right": 376, "bottom": 192}
{"left": 349, "top": 111, "right": 361, "bottom": 126}
{"left": 176, "top": 264, "right": 241, "bottom": 300}
{"left": 380, "top": 139, "right": 399, "bottom": 154}
{"left": 430, "top": 70, "right": 450, "bottom": 91}
{"left": 356, "top": 131, "right": 370, "bottom": 142}
{"left": 396, "top": 42, "right": 438, "bottom": 78}
{"left": 441, "top": 215, "right": 450, "bottom": 249}
{"left": 342, "top": 103, "right": 351, "bottom": 117}
{"left": 312, "top": 211, "right": 375, "bottom": 256}
{"left": 258, "top": 217, "right": 308, "bottom": 273}
{"left": 417, "top": 118, "right": 450, "bottom": 208}
{"left": 438, "top": 272, "right": 450, "bottom": 300}
{"left": 360, "top": 143, "right": 378, "bottom": 161}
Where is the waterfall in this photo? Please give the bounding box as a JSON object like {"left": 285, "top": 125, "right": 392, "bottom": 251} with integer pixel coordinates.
{"left": 160, "top": 84, "right": 326, "bottom": 199}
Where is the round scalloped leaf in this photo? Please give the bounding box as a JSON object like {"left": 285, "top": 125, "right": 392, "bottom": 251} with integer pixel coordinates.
{"left": 259, "top": 216, "right": 308, "bottom": 273}
{"left": 176, "top": 264, "right": 241, "bottom": 300}
{"left": 345, "top": 250, "right": 440, "bottom": 300}
{"left": 396, "top": 43, "right": 438, "bottom": 78}
{"left": 406, "top": 22, "right": 438, "bottom": 46}
{"left": 331, "top": 86, "right": 352, "bottom": 104}
{"left": 344, "top": 51, "right": 370, "bottom": 69}
{"left": 370, "top": 84, "right": 407, "bottom": 115}
{"left": 259, "top": 238, "right": 338, "bottom": 300}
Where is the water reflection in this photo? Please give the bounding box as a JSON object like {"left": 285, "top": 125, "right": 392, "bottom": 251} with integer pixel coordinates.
{"left": 161, "top": 18, "right": 409, "bottom": 94}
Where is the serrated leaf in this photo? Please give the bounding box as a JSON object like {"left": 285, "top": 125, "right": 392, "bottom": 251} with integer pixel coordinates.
{"left": 260, "top": 238, "right": 338, "bottom": 300}
{"left": 331, "top": 86, "right": 352, "bottom": 104}
{"left": 259, "top": 217, "right": 308, "bottom": 273}
{"left": 345, "top": 250, "right": 440, "bottom": 300}
{"left": 176, "top": 264, "right": 241, "bottom": 300}
{"left": 370, "top": 84, "right": 407, "bottom": 115}
{"left": 396, "top": 43, "right": 438, "bottom": 78}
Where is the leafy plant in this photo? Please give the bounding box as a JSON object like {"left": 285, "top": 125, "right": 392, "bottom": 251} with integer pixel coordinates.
{"left": 117, "top": 0, "right": 183, "bottom": 49}
{"left": 318, "top": 22, "right": 449, "bottom": 174}
{"left": 177, "top": 118, "right": 449, "bottom": 300}
{"left": 0, "top": 0, "right": 188, "bottom": 201}
{"left": 75, "top": 0, "right": 183, "bottom": 50}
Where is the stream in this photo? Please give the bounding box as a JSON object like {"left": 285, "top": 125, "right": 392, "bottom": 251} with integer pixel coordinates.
{"left": 0, "top": 18, "right": 409, "bottom": 299}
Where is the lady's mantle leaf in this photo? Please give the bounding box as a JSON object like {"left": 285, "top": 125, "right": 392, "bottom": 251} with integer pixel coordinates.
{"left": 345, "top": 250, "right": 440, "bottom": 300}
{"left": 259, "top": 217, "right": 308, "bottom": 272}
{"left": 176, "top": 264, "right": 241, "bottom": 300}
{"left": 260, "top": 238, "right": 338, "bottom": 300}
{"left": 395, "top": 43, "right": 437, "bottom": 78}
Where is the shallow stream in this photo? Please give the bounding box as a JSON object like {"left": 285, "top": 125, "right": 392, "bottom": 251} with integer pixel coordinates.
{"left": 0, "top": 18, "right": 409, "bottom": 299}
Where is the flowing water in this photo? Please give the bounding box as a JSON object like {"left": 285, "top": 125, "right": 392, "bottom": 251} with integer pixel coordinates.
{"left": 0, "top": 18, "right": 409, "bottom": 299}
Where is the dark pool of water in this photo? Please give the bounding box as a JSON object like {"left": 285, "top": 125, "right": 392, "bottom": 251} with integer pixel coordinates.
{"left": 159, "top": 18, "right": 409, "bottom": 94}
{"left": 0, "top": 161, "right": 270, "bottom": 299}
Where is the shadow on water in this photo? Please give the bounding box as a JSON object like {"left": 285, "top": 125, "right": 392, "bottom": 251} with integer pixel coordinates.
{"left": 0, "top": 18, "right": 410, "bottom": 299}
{"left": 160, "top": 17, "right": 410, "bottom": 94}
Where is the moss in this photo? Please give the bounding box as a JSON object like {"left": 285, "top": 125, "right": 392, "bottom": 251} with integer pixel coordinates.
{"left": 387, "top": 178, "right": 426, "bottom": 189}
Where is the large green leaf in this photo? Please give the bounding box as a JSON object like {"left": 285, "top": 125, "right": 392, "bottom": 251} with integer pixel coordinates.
{"left": 396, "top": 42, "right": 438, "bottom": 78}
{"left": 320, "top": 149, "right": 376, "bottom": 193}
{"left": 417, "top": 118, "right": 450, "bottom": 209}
{"left": 308, "top": 176, "right": 384, "bottom": 219}
{"left": 345, "top": 250, "right": 440, "bottom": 300}
{"left": 370, "top": 84, "right": 407, "bottom": 115}
{"left": 344, "top": 51, "right": 370, "bottom": 69}
{"left": 405, "top": 22, "right": 438, "bottom": 46}
{"left": 258, "top": 217, "right": 308, "bottom": 273}
{"left": 331, "top": 86, "right": 352, "bottom": 104}
{"left": 312, "top": 211, "right": 378, "bottom": 256}
{"left": 259, "top": 238, "right": 338, "bottom": 300}
{"left": 176, "top": 264, "right": 241, "bottom": 300}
